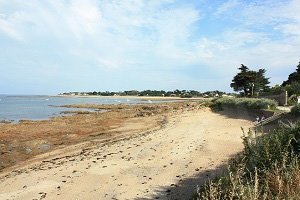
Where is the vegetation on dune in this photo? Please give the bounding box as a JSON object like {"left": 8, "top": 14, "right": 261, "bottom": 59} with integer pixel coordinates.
{"left": 230, "top": 62, "right": 300, "bottom": 107}
{"left": 291, "top": 104, "right": 300, "bottom": 116}
{"left": 212, "top": 97, "right": 278, "bottom": 110}
{"left": 282, "top": 62, "right": 300, "bottom": 87}
{"left": 195, "top": 122, "right": 300, "bottom": 200}
{"left": 260, "top": 62, "right": 300, "bottom": 104}
{"left": 194, "top": 61, "right": 300, "bottom": 199}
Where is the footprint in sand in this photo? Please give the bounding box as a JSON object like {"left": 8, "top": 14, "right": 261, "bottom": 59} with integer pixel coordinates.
{"left": 38, "top": 192, "right": 47, "bottom": 199}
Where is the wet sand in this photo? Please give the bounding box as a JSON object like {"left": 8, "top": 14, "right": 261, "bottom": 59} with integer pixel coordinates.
{"left": 0, "top": 103, "right": 252, "bottom": 200}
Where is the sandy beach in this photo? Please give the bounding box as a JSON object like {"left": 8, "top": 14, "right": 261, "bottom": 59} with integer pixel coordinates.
{"left": 0, "top": 102, "right": 253, "bottom": 199}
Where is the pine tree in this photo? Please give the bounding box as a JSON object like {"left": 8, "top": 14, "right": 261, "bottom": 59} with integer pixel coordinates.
{"left": 255, "top": 69, "right": 270, "bottom": 92}
{"left": 282, "top": 62, "right": 300, "bottom": 86}
{"left": 230, "top": 64, "right": 270, "bottom": 96}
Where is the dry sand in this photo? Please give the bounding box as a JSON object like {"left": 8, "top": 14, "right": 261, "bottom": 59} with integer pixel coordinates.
{"left": 0, "top": 107, "right": 253, "bottom": 200}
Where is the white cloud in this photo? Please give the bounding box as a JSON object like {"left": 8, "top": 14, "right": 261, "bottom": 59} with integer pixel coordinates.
{"left": 0, "top": 16, "right": 24, "bottom": 41}
{"left": 0, "top": 0, "right": 202, "bottom": 71}
{"left": 214, "top": 0, "right": 239, "bottom": 16}
{"left": 186, "top": 0, "right": 300, "bottom": 85}
{"left": 1, "top": 0, "right": 300, "bottom": 92}
{"left": 68, "top": 0, "right": 102, "bottom": 35}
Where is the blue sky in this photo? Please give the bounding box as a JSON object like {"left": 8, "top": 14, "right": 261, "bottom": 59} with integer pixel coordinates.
{"left": 0, "top": 0, "right": 299, "bottom": 94}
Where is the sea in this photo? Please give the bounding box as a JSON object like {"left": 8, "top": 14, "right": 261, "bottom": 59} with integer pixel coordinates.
{"left": 0, "top": 95, "right": 166, "bottom": 122}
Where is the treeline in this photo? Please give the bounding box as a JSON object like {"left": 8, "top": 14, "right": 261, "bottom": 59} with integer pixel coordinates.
{"left": 60, "top": 89, "right": 233, "bottom": 98}
{"left": 231, "top": 61, "right": 300, "bottom": 101}
{"left": 262, "top": 62, "right": 300, "bottom": 105}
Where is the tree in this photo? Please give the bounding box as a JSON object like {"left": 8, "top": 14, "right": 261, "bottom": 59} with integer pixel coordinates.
{"left": 282, "top": 62, "right": 300, "bottom": 86}
{"left": 285, "top": 81, "right": 300, "bottom": 96}
{"left": 230, "top": 64, "right": 270, "bottom": 96}
{"left": 230, "top": 64, "right": 254, "bottom": 96}
{"left": 255, "top": 69, "right": 270, "bottom": 92}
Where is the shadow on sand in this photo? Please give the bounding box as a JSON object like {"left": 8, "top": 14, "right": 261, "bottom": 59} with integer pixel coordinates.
{"left": 135, "top": 107, "right": 289, "bottom": 200}
{"left": 213, "top": 106, "right": 274, "bottom": 122}
{"left": 134, "top": 154, "right": 239, "bottom": 200}
{"left": 214, "top": 106, "right": 299, "bottom": 134}
{"left": 212, "top": 106, "right": 282, "bottom": 134}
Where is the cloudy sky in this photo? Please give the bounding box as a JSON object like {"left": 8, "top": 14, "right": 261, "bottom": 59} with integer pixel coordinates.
{"left": 0, "top": 0, "right": 299, "bottom": 94}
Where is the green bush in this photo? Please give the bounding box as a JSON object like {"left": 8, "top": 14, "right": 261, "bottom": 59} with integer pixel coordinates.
{"left": 291, "top": 104, "right": 300, "bottom": 116}
{"left": 212, "top": 97, "right": 278, "bottom": 110}
{"left": 180, "top": 93, "right": 193, "bottom": 98}
{"left": 195, "top": 122, "right": 300, "bottom": 200}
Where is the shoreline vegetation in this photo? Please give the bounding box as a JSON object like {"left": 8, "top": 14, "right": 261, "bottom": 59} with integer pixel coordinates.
{"left": 212, "top": 97, "right": 278, "bottom": 110}
{"left": 58, "top": 89, "right": 233, "bottom": 99}
{"left": 56, "top": 94, "right": 212, "bottom": 101}
{"left": 196, "top": 121, "right": 300, "bottom": 200}
{"left": 195, "top": 98, "right": 300, "bottom": 199}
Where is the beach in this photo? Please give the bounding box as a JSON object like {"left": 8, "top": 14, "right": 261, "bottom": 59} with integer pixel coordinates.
{"left": 0, "top": 101, "right": 253, "bottom": 199}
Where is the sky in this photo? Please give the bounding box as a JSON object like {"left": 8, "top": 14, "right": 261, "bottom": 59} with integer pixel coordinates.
{"left": 0, "top": 0, "right": 300, "bottom": 95}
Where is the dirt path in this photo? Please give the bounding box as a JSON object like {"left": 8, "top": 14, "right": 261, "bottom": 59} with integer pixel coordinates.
{"left": 0, "top": 108, "right": 252, "bottom": 200}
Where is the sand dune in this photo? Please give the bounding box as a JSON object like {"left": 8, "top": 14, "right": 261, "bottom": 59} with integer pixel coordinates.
{"left": 0, "top": 108, "right": 252, "bottom": 200}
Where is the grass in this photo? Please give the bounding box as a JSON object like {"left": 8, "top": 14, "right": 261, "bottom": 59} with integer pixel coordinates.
{"left": 291, "top": 104, "right": 300, "bottom": 116}
{"left": 195, "top": 122, "right": 300, "bottom": 200}
{"left": 212, "top": 97, "right": 278, "bottom": 110}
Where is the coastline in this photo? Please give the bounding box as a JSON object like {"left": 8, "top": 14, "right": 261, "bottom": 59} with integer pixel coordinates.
{"left": 55, "top": 94, "right": 211, "bottom": 101}
{"left": 0, "top": 95, "right": 209, "bottom": 123}
{"left": 0, "top": 101, "right": 200, "bottom": 170}
{"left": 0, "top": 101, "right": 253, "bottom": 199}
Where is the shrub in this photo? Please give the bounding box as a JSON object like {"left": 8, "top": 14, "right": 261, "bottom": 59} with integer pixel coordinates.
{"left": 195, "top": 122, "right": 300, "bottom": 200}
{"left": 180, "top": 93, "right": 193, "bottom": 98}
{"left": 212, "top": 97, "right": 278, "bottom": 110}
{"left": 291, "top": 104, "right": 300, "bottom": 116}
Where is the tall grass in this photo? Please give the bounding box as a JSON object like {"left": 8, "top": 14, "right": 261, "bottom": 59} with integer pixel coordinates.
{"left": 195, "top": 122, "right": 300, "bottom": 200}
{"left": 212, "top": 97, "right": 278, "bottom": 110}
{"left": 291, "top": 104, "right": 300, "bottom": 116}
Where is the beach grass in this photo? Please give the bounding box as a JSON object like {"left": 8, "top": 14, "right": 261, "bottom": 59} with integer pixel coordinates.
{"left": 212, "top": 97, "right": 278, "bottom": 110}
{"left": 195, "top": 122, "right": 300, "bottom": 199}
{"left": 291, "top": 104, "right": 300, "bottom": 116}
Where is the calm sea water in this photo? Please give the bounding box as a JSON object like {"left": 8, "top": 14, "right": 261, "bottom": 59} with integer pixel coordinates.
{"left": 0, "top": 95, "right": 162, "bottom": 122}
